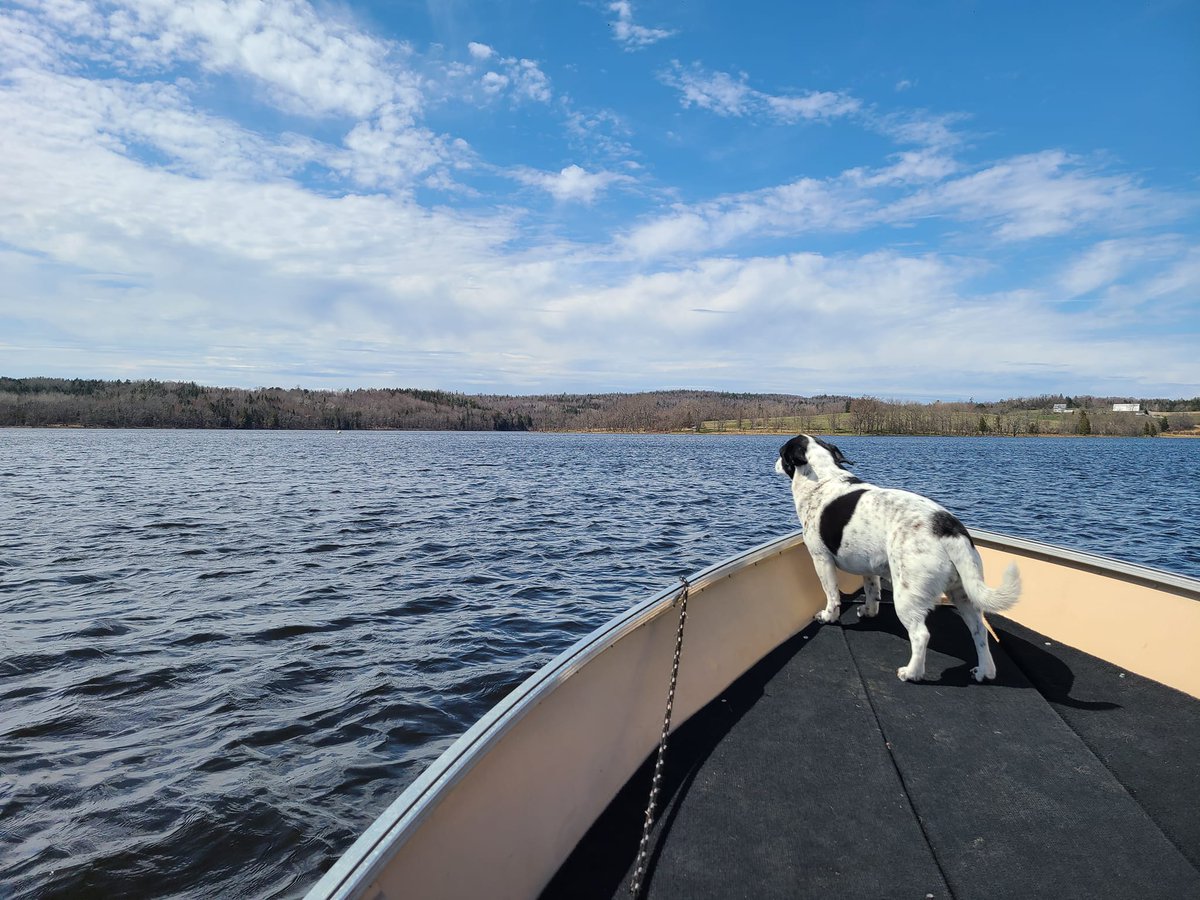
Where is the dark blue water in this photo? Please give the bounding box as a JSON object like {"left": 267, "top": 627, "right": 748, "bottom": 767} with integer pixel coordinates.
{"left": 1, "top": 431, "right": 1197, "bottom": 898}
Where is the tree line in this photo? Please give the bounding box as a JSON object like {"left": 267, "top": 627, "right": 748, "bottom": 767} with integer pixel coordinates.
{"left": 0, "top": 378, "right": 1196, "bottom": 435}
{"left": 831, "top": 397, "right": 1196, "bottom": 438}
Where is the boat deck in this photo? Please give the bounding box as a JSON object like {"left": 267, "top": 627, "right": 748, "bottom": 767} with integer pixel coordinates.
{"left": 544, "top": 599, "right": 1200, "bottom": 899}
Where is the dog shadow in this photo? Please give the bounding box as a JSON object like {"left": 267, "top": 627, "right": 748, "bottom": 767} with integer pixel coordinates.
{"left": 988, "top": 626, "right": 1123, "bottom": 711}
{"left": 839, "top": 593, "right": 1120, "bottom": 708}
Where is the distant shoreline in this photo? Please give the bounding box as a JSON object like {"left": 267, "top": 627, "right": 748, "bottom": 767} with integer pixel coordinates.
{"left": 6, "top": 424, "right": 1198, "bottom": 438}
{"left": 3, "top": 378, "right": 1197, "bottom": 437}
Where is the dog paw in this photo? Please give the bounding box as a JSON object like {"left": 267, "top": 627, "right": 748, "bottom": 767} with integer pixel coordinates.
{"left": 970, "top": 666, "right": 996, "bottom": 683}
{"left": 897, "top": 666, "right": 924, "bottom": 682}
{"left": 815, "top": 609, "right": 840, "bottom": 624}
{"left": 856, "top": 604, "right": 879, "bottom": 619}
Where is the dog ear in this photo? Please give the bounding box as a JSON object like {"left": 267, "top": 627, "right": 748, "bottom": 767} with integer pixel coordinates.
{"left": 778, "top": 435, "right": 808, "bottom": 477}
{"left": 814, "top": 437, "right": 854, "bottom": 468}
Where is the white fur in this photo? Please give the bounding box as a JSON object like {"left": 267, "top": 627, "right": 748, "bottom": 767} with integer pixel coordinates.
{"left": 776, "top": 435, "right": 1021, "bottom": 683}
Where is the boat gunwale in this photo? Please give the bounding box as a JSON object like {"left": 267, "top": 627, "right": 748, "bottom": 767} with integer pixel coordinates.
{"left": 971, "top": 529, "right": 1200, "bottom": 599}
{"left": 304, "top": 528, "right": 810, "bottom": 899}
{"left": 304, "top": 529, "right": 1200, "bottom": 899}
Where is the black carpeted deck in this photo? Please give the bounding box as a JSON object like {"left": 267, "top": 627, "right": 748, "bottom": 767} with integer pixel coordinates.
{"left": 543, "top": 598, "right": 1200, "bottom": 900}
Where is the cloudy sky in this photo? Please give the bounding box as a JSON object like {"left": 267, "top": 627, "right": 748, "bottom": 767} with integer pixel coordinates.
{"left": 2, "top": 1, "right": 1197, "bottom": 399}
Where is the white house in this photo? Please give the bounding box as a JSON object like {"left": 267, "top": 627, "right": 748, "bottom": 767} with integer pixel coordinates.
{"left": 1113, "top": 403, "right": 1143, "bottom": 413}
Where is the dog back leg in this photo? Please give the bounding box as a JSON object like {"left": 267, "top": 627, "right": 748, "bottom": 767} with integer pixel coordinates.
{"left": 895, "top": 607, "right": 931, "bottom": 681}
{"left": 949, "top": 586, "right": 998, "bottom": 682}
{"left": 893, "top": 580, "right": 933, "bottom": 682}
{"left": 857, "top": 575, "right": 882, "bottom": 619}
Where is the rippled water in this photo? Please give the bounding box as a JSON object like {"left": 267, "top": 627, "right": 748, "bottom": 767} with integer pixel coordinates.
{"left": 1, "top": 430, "right": 1197, "bottom": 898}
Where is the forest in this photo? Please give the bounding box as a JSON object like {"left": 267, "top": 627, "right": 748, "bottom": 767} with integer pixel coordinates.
{"left": 1, "top": 377, "right": 1197, "bottom": 436}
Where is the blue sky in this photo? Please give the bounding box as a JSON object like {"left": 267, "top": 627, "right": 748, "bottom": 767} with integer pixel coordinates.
{"left": 1, "top": 0, "right": 1197, "bottom": 399}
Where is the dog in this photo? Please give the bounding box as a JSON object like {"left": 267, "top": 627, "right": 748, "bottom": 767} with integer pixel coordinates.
{"left": 775, "top": 434, "right": 1021, "bottom": 682}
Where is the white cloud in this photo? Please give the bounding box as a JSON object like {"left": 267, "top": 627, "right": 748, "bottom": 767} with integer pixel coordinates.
{"left": 846, "top": 149, "right": 961, "bottom": 187}
{"left": 31, "top": 0, "right": 422, "bottom": 119}
{"left": 661, "top": 62, "right": 860, "bottom": 124}
{"left": 0, "top": 67, "right": 331, "bottom": 186}
{"left": 512, "top": 165, "right": 628, "bottom": 204}
{"left": 563, "top": 104, "right": 635, "bottom": 161}
{"left": 460, "top": 44, "right": 552, "bottom": 105}
{"left": 621, "top": 176, "right": 875, "bottom": 259}
{"left": 661, "top": 62, "right": 964, "bottom": 153}
{"left": 1052, "top": 238, "right": 1200, "bottom": 334}
{"left": 620, "top": 213, "right": 711, "bottom": 260}
{"left": 338, "top": 104, "right": 461, "bottom": 187}
{"left": 608, "top": 1, "right": 675, "bottom": 50}
{"left": 467, "top": 41, "right": 494, "bottom": 60}
{"left": 0, "top": 4, "right": 71, "bottom": 69}
{"left": 572, "top": 252, "right": 961, "bottom": 327}
{"left": 6, "top": 0, "right": 456, "bottom": 191}
{"left": 0, "top": 101, "right": 535, "bottom": 385}
{"left": 509, "top": 58, "right": 552, "bottom": 103}
{"left": 513, "top": 248, "right": 1198, "bottom": 396}
{"left": 869, "top": 109, "right": 967, "bottom": 150}
{"left": 621, "top": 149, "right": 1189, "bottom": 260}
{"left": 480, "top": 71, "right": 509, "bottom": 94}
{"left": 662, "top": 64, "right": 752, "bottom": 116}
{"left": 763, "top": 90, "right": 862, "bottom": 122}
{"left": 1057, "top": 237, "right": 1183, "bottom": 298}
{"left": 891, "top": 151, "right": 1179, "bottom": 241}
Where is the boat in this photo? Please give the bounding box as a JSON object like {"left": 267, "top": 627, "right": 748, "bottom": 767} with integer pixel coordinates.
{"left": 304, "top": 529, "right": 1200, "bottom": 899}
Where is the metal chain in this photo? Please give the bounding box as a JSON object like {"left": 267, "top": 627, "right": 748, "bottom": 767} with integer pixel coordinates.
{"left": 629, "top": 576, "right": 690, "bottom": 898}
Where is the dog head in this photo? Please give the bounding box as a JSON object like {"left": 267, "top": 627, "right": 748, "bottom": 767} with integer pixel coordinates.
{"left": 775, "top": 434, "right": 853, "bottom": 481}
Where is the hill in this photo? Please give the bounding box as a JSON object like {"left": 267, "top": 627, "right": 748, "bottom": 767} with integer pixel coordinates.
{"left": 0, "top": 378, "right": 1196, "bottom": 436}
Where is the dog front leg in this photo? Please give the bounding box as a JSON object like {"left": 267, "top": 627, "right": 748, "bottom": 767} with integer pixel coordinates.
{"left": 812, "top": 558, "right": 843, "bottom": 624}
{"left": 858, "top": 575, "right": 881, "bottom": 618}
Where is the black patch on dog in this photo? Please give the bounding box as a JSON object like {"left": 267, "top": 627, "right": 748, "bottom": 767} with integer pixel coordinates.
{"left": 842, "top": 475, "right": 864, "bottom": 485}
{"left": 820, "top": 489, "right": 866, "bottom": 556}
{"left": 778, "top": 435, "right": 810, "bottom": 478}
{"left": 931, "top": 510, "right": 972, "bottom": 543}
{"left": 779, "top": 434, "right": 854, "bottom": 478}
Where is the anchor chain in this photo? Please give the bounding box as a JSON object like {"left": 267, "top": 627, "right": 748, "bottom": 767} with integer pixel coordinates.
{"left": 629, "top": 576, "right": 690, "bottom": 897}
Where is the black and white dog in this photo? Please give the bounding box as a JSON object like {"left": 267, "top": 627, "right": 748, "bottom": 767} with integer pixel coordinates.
{"left": 775, "top": 434, "right": 1021, "bottom": 682}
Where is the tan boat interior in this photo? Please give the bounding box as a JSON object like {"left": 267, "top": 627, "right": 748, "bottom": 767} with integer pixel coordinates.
{"left": 343, "top": 537, "right": 1200, "bottom": 899}
{"left": 975, "top": 539, "right": 1200, "bottom": 698}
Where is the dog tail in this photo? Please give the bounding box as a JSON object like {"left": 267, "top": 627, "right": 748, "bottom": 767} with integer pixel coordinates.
{"left": 943, "top": 532, "right": 1022, "bottom": 613}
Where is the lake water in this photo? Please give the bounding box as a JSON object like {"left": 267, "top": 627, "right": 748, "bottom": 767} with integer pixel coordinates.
{"left": 1, "top": 430, "right": 1197, "bottom": 898}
